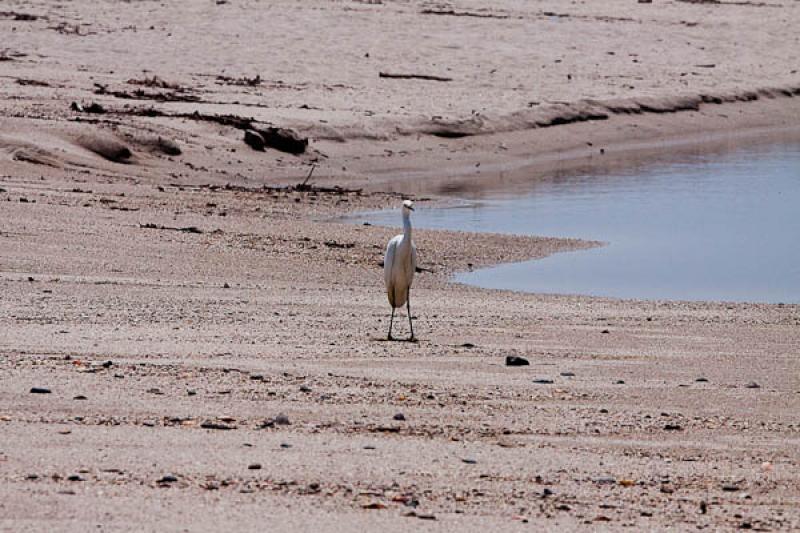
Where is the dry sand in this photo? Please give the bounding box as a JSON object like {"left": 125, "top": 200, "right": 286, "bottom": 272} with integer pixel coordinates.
{"left": 1, "top": 0, "right": 800, "bottom": 531}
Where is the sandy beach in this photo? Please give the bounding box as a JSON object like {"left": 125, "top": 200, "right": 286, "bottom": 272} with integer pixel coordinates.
{"left": 2, "top": 0, "right": 800, "bottom": 531}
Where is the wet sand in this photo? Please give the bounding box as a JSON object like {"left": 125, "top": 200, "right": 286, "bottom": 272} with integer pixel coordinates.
{"left": 2, "top": 1, "right": 800, "bottom": 531}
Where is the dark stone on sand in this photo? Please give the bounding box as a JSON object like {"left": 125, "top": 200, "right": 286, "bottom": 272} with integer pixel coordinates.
{"left": 274, "top": 414, "right": 291, "bottom": 425}
{"left": 745, "top": 382, "right": 761, "bottom": 389}
{"left": 280, "top": 443, "right": 292, "bottom": 448}
{"left": 73, "top": 395, "right": 87, "bottom": 400}
{"left": 248, "top": 463, "right": 262, "bottom": 470}
{"left": 30, "top": 387, "right": 51, "bottom": 394}
{"left": 158, "top": 474, "right": 178, "bottom": 484}
{"left": 700, "top": 501, "right": 708, "bottom": 514}
{"left": 155, "top": 137, "right": 181, "bottom": 155}
{"left": 664, "top": 424, "right": 682, "bottom": 431}
{"left": 506, "top": 356, "right": 530, "bottom": 366}
{"left": 299, "top": 385, "right": 312, "bottom": 393}
{"left": 722, "top": 483, "right": 740, "bottom": 492}
{"left": 258, "top": 127, "right": 308, "bottom": 154}
{"left": 601, "top": 329, "right": 610, "bottom": 334}
{"left": 393, "top": 413, "right": 406, "bottom": 421}
{"left": 461, "top": 458, "right": 477, "bottom": 464}
{"left": 244, "top": 129, "right": 265, "bottom": 151}
{"left": 67, "top": 474, "right": 84, "bottom": 481}
{"left": 542, "top": 488, "right": 554, "bottom": 497}
{"left": 532, "top": 379, "right": 554, "bottom": 384}
{"left": 102, "top": 360, "right": 113, "bottom": 368}
{"left": 560, "top": 372, "right": 576, "bottom": 377}
{"left": 76, "top": 134, "right": 133, "bottom": 163}
{"left": 461, "top": 342, "right": 475, "bottom": 348}
{"left": 695, "top": 377, "right": 709, "bottom": 382}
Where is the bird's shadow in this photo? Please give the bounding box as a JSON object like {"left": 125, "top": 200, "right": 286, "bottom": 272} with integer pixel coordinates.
{"left": 370, "top": 336, "right": 420, "bottom": 343}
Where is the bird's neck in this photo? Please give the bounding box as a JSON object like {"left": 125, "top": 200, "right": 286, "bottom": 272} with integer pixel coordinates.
{"left": 402, "top": 213, "right": 412, "bottom": 239}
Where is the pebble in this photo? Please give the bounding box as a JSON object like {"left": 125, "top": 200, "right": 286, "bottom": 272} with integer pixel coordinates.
{"left": 73, "top": 395, "right": 87, "bottom": 400}
{"left": 30, "top": 387, "right": 51, "bottom": 394}
{"left": 158, "top": 474, "right": 178, "bottom": 484}
{"left": 274, "top": 414, "right": 291, "bottom": 425}
{"left": 695, "top": 377, "right": 709, "bottom": 382}
{"left": 506, "top": 356, "right": 529, "bottom": 366}
{"left": 67, "top": 474, "right": 84, "bottom": 482}
{"left": 280, "top": 443, "right": 292, "bottom": 449}
{"left": 461, "top": 458, "right": 477, "bottom": 464}
{"left": 393, "top": 413, "right": 406, "bottom": 421}
{"left": 722, "top": 483, "right": 740, "bottom": 491}
{"left": 664, "top": 424, "right": 683, "bottom": 431}
{"left": 532, "top": 379, "right": 554, "bottom": 384}
{"left": 745, "top": 382, "right": 761, "bottom": 389}
{"left": 560, "top": 372, "right": 576, "bottom": 377}
{"left": 299, "top": 385, "right": 312, "bottom": 393}
{"left": 248, "top": 463, "right": 262, "bottom": 470}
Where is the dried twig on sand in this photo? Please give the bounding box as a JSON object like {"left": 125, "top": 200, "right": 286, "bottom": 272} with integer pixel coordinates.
{"left": 379, "top": 72, "right": 453, "bottom": 82}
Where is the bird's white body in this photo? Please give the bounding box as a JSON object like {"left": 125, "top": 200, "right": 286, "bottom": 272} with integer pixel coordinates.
{"left": 383, "top": 200, "right": 417, "bottom": 339}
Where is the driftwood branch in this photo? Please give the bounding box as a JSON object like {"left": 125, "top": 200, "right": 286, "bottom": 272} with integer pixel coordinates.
{"left": 379, "top": 72, "right": 452, "bottom": 82}
{"left": 420, "top": 9, "right": 509, "bottom": 19}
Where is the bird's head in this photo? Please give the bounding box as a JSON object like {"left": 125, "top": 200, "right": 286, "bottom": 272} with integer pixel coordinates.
{"left": 402, "top": 199, "right": 414, "bottom": 213}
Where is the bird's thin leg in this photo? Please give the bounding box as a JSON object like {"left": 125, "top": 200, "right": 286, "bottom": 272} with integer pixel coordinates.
{"left": 407, "top": 292, "right": 415, "bottom": 341}
{"left": 388, "top": 307, "right": 395, "bottom": 341}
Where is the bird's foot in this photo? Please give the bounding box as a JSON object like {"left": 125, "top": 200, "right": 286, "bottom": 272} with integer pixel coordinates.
{"left": 408, "top": 335, "right": 417, "bottom": 343}
{"left": 387, "top": 334, "right": 394, "bottom": 341}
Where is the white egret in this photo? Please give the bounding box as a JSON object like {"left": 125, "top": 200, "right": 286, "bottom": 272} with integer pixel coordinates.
{"left": 384, "top": 199, "right": 418, "bottom": 341}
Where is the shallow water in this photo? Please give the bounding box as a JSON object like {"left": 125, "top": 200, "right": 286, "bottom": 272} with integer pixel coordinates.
{"left": 359, "top": 143, "right": 800, "bottom": 303}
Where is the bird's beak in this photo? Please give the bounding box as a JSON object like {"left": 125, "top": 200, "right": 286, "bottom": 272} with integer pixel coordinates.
{"left": 408, "top": 206, "right": 414, "bottom": 211}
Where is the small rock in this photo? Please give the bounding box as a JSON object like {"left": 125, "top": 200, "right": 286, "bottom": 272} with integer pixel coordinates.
{"left": 158, "top": 474, "right": 178, "bottom": 484}
{"left": 280, "top": 443, "right": 292, "bottom": 449}
{"left": 615, "top": 380, "right": 625, "bottom": 385}
{"left": 722, "top": 483, "right": 740, "bottom": 492}
{"left": 274, "top": 414, "right": 291, "bottom": 425}
{"left": 618, "top": 479, "right": 636, "bottom": 487}
{"left": 187, "top": 390, "right": 197, "bottom": 396}
{"left": 362, "top": 501, "right": 387, "bottom": 510}
{"left": 223, "top": 282, "right": 230, "bottom": 289}
{"left": 247, "top": 463, "right": 262, "bottom": 470}
{"left": 30, "top": 387, "right": 51, "bottom": 394}
{"left": 299, "top": 385, "right": 312, "bottom": 393}
{"left": 560, "top": 372, "right": 576, "bottom": 377}
{"left": 73, "top": 395, "right": 87, "bottom": 400}
{"left": 542, "top": 487, "right": 554, "bottom": 497}
{"left": 695, "top": 377, "right": 709, "bottom": 382}
{"left": 594, "top": 476, "right": 616, "bottom": 485}
{"left": 67, "top": 474, "right": 84, "bottom": 482}
{"left": 393, "top": 413, "right": 406, "bottom": 421}
{"left": 460, "top": 343, "right": 475, "bottom": 348}
{"left": 601, "top": 329, "right": 610, "bottom": 334}
{"left": 506, "top": 356, "right": 529, "bottom": 366}
{"left": 243, "top": 129, "right": 265, "bottom": 151}
{"left": 599, "top": 408, "right": 609, "bottom": 414}
{"left": 461, "top": 458, "right": 477, "bottom": 464}
{"left": 664, "top": 424, "right": 682, "bottom": 431}
{"left": 532, "top": 379, "right": 554, "bottom": 384}
{"left": 101, "top": 361, "right": 113, "bottom": 368}
{"left": 745, "top": 382, "right": 761, "bottom": 389}
{"left": 660, "top": 484, "right": 674, "bottom": 494}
